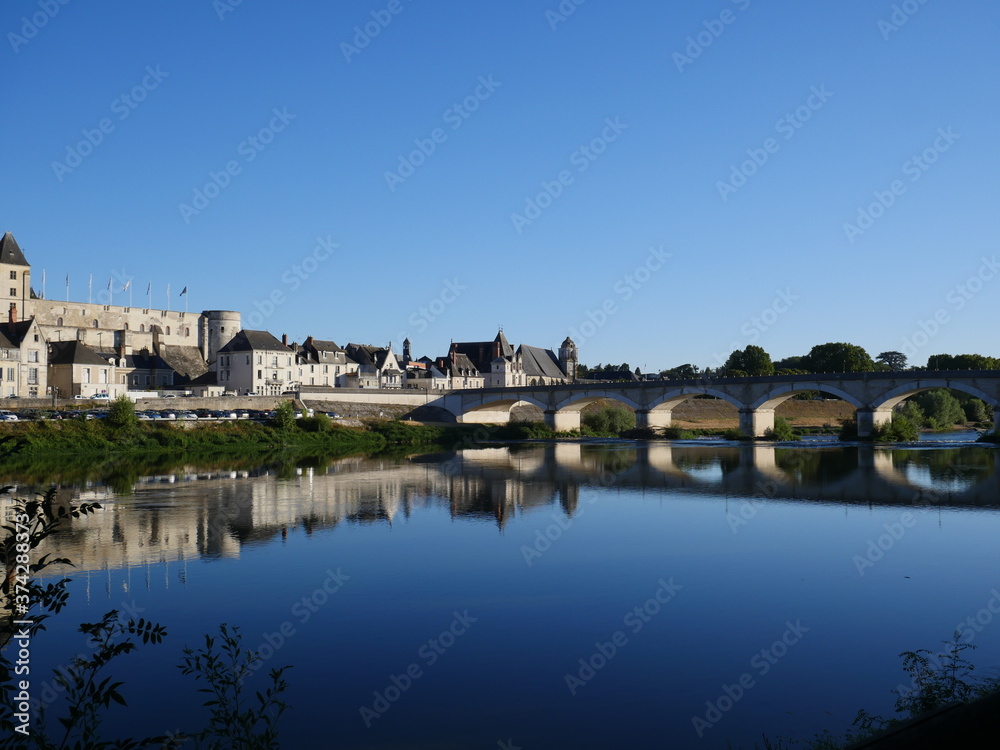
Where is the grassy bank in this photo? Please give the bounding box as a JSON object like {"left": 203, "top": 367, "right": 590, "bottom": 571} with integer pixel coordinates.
{"left": 0, "top": 417, "right": 387, "bottom": 459}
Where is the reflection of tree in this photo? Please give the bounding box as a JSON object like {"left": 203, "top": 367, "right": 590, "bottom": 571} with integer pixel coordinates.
{"left": 776, "top": 448, "right": 859, "bottom": 485}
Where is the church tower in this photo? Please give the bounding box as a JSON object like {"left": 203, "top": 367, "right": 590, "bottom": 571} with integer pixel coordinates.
{"left": 0, "top": 232, "right": 32, "bottom": 315}
{"left": 559, "top": 336, "right": 578, "bottom": 381}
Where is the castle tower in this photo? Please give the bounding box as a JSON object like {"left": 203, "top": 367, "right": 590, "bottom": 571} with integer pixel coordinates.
{"left": 403, "top": 337, "right": 411, "bottom": 366}
{"left": 0, "top": 232, "right": 32, "bottom": 315}
{"left": 559, "top": 336, "right": 578, "bottom": 381}
{"left": 202, "top": 310, "right": 242, "bottom": 364}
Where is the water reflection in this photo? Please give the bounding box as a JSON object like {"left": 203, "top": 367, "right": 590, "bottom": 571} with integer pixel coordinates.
{"left": 3, "top": 443, "right": 997, "bottom": 579}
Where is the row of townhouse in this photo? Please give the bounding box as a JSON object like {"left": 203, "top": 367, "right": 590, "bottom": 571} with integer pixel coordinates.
{"left": 210, "top": 329, "right": 580, "bottom": 395}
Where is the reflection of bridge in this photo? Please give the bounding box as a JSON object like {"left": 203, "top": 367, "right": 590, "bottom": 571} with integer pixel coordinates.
{"left": 308, "top": 371, "right": 1000, "bottom": 436}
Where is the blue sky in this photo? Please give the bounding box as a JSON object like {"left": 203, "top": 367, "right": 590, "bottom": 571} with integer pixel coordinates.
{"left": 2, "top": 0, "right": 997, "bottom": 372}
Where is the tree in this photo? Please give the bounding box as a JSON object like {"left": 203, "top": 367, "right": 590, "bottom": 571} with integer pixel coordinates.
{"left": 774, "top": 355, "right": 806, "bottom": 371}
{"left": 802, "top": 342, "right": 875, "bottom": 374}
{"left": 270, "top": 401, "right": 297, "bottom": 431}
{"left": 913, "top": 389, "right": 966, "bottom": 429}
{"left": 927, "top": 353, "right": 1000, "bottom": 371}
{"left": 877, "top": 351, "right": 907, "bottom": 371}
{"left": 724, "top": 345, "right": 774, "bottom": 377}
{"left": 106, "top": 394, "right": 139, "bottom": 435}
{"left": 664, "top": 363, "right": 698, "bottom": 379}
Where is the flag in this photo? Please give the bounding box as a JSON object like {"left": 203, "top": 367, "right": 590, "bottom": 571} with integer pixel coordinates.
{"left": 108, "top": 277, "right": 112, "bottom": 290}
{"left": 123, "top": 279, "right": 131, "bottom": 292}
{"left": 146, "top": 282, "right": 151, "bottom": 294}
{"left": 179, "top": 286, "right": 188, "bottom": 296}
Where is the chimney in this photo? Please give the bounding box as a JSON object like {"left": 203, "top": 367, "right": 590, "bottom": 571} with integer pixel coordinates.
{"left": 282, "top": 333, "right": 288, "bottom": 346}
{"left": 305, "top": 336, "right": 314, "bottom": 348}
{"left": 8, "top": 303, "right": 16, "bottom": 325}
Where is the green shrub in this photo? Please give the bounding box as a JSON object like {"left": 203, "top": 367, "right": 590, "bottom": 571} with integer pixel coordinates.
{"left": 872, "top": 415, "right": 921, "bottom": 442}
{"left": 581, "top": 404, "right": 636, "bottom": 435}
{"left": 722, "top": 428, "right": 749, "bottom": 441}
{"left": 763, "top": 417, "right": 799, "bottom": 442}
{"left": 659, "top": 426, "right": 697, "bottom": 440}
{"left": 270, "top": 401, "right": 297, "bottom": 431}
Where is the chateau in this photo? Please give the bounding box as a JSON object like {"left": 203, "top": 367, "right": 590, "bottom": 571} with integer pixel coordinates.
{"left": 1, "top": 231, "right": 240, "bottom": 398}
{"left": 0, "top": 230, "right": 578, "bottom": 399}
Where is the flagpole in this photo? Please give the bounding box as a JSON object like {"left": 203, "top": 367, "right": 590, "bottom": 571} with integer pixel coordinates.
{"left": 109, "top": 277, "right": 113, "bottom": 307}
{"left": 88, "top": 274, "right": 93, "bottom": 304}
{"left": 66, "top": 274, "right": 69, "bottom": 302}
{"left": 42, "top": 269, "right": 46, "bottom": 300}
{"left": 166, "top": 283, "right": 170, "bottom": 312}
{"left": 147, "top": 283, "right": 151, "bottom": 310}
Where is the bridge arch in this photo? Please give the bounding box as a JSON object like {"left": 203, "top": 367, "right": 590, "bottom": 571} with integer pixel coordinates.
{"left": 749, "top": 383, "right": 865, "bottom": 411}
{"left": 458, "top": 395, "right": 549, "bottom": 424}
{"left": 647, "top": 387, "right": 745, "bottom": 412}
{"left": 870, "top": 380, "right": 1000, "bottom": 411}
{"left": 554, "top": 392, "right": 643, "bottom": 413}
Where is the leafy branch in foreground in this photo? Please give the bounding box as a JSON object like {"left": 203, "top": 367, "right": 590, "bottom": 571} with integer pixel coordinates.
{"left": 763, "top": 635, "right": 1000, "bottom": 749}
{"left": 179, "top": 623, "right": 290, "bottom": 750}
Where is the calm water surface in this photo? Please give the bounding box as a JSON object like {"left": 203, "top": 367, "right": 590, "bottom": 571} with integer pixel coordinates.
{"left": 6, "top": 439, "right": 1000, "bottom": 749}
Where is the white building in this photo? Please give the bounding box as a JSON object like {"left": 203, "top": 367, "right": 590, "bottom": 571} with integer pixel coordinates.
{"left": 215, "top": 330, "right": 295, "bottom": 396}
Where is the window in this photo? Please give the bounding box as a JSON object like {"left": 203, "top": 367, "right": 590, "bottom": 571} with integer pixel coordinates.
{"left": 33, "top": 334, "right": 38, "bottom": 342}
{"left": 257, "top": 355, "right": 263, "bottom": 365}
{"left": 323, "top": 365, "right": 328, "bottom": 374}
{"left": 140, "top": 324, "right": 145, "bottom": 332}
{"left": 27, "top": 368, "right": 38, "bottom": 385}
{"left": 124, "top": 322, "right": 129, "bottom": 330}
{"left": 166, "top": 326, "right": 171, "bottom": 335}
{"left": 9, "top": 288, "right": 15, "bottom": 297}
{"left": 28, "top": 351, "right": 38, "bottom": 363}
{"left": 4, "top": 368, "right": 12, "bottom": 381}
{"left": 9, "top": 271, "right": 15, "bottom": 280}
{"left": 132, "top": 376, "right": 139, "bottom": 385}
{"left": 145, "top": 375, "right": 150, "bottom": 385}
{"left": 56, "top": 317, "right": 63, "bottom": 326}
{"left": 121, "top": 376, "right": 126, "bottom": 384}
{"left": 84, "top": 368, "right": 91, "bottom": 384}
{"left": 185, "top": 327, "right": 190, "bottom": 337}
{"left": 246, "top": 355, "right": 250, "bottom": 365}
{"left": 92, "top": 320, "right": 98, "bottom": 328}
{"left": 257, "top": 370, "right": 262, "bottom": 380}
{"left": 101, "top": 369, "right": 108, "bottom": 384}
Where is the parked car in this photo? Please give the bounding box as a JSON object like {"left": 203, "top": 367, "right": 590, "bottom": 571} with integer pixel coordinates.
{"left": 0, "top": 410, "right": 19, "bottom": 422}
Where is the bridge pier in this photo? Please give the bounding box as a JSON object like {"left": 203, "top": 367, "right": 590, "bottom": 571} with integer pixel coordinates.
{"left": 994, "top": 410, "right": 1000, "bottom": 435}
{"left": 739, "top": 409, "right": 774, "bottom": 438}
{"left": 545, "top": 410, "right": 580, "bottom": 432}
{"left": 856, "top": 408, "right": 893, "bottom": 438}
{"left": 635, "top": 410, "right": 672, "bottom": 430}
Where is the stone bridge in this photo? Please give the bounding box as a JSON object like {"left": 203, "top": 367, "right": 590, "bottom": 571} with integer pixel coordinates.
{"left": 303, "top": 370, "right": 1000, "bottom": 437}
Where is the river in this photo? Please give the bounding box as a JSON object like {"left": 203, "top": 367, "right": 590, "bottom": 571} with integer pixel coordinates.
{"left": 4, "top": 436, "right": 1000, "bottom": 748}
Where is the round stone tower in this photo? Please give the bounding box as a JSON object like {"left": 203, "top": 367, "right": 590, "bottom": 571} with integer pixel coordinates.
{"left": 201, "top": 310, "right": 242, "bottom": 364}
{"left": 559, "top": 336, "right": 578, "bottom": 381}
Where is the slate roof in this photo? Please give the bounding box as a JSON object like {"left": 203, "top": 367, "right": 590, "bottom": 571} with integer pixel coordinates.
{"left": 451, "top": 330, "right": 515, "bottom": 374}
{"left": 518, "top": 345, "right": 566, "bottom": 379}
{"left": 0, "top": 320, "right": 34, "bottom": 348}
{"left": 48, "top": 341, "right": 108, "bottom": 367}
{"left": 159, "top": 345, "right": 211, "bottom": 380}
{"left": 0, "top": 232, "right": 29, "bottom": 266}
{"left": 218, "top": 330, "right": 291, "bottom": 354}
